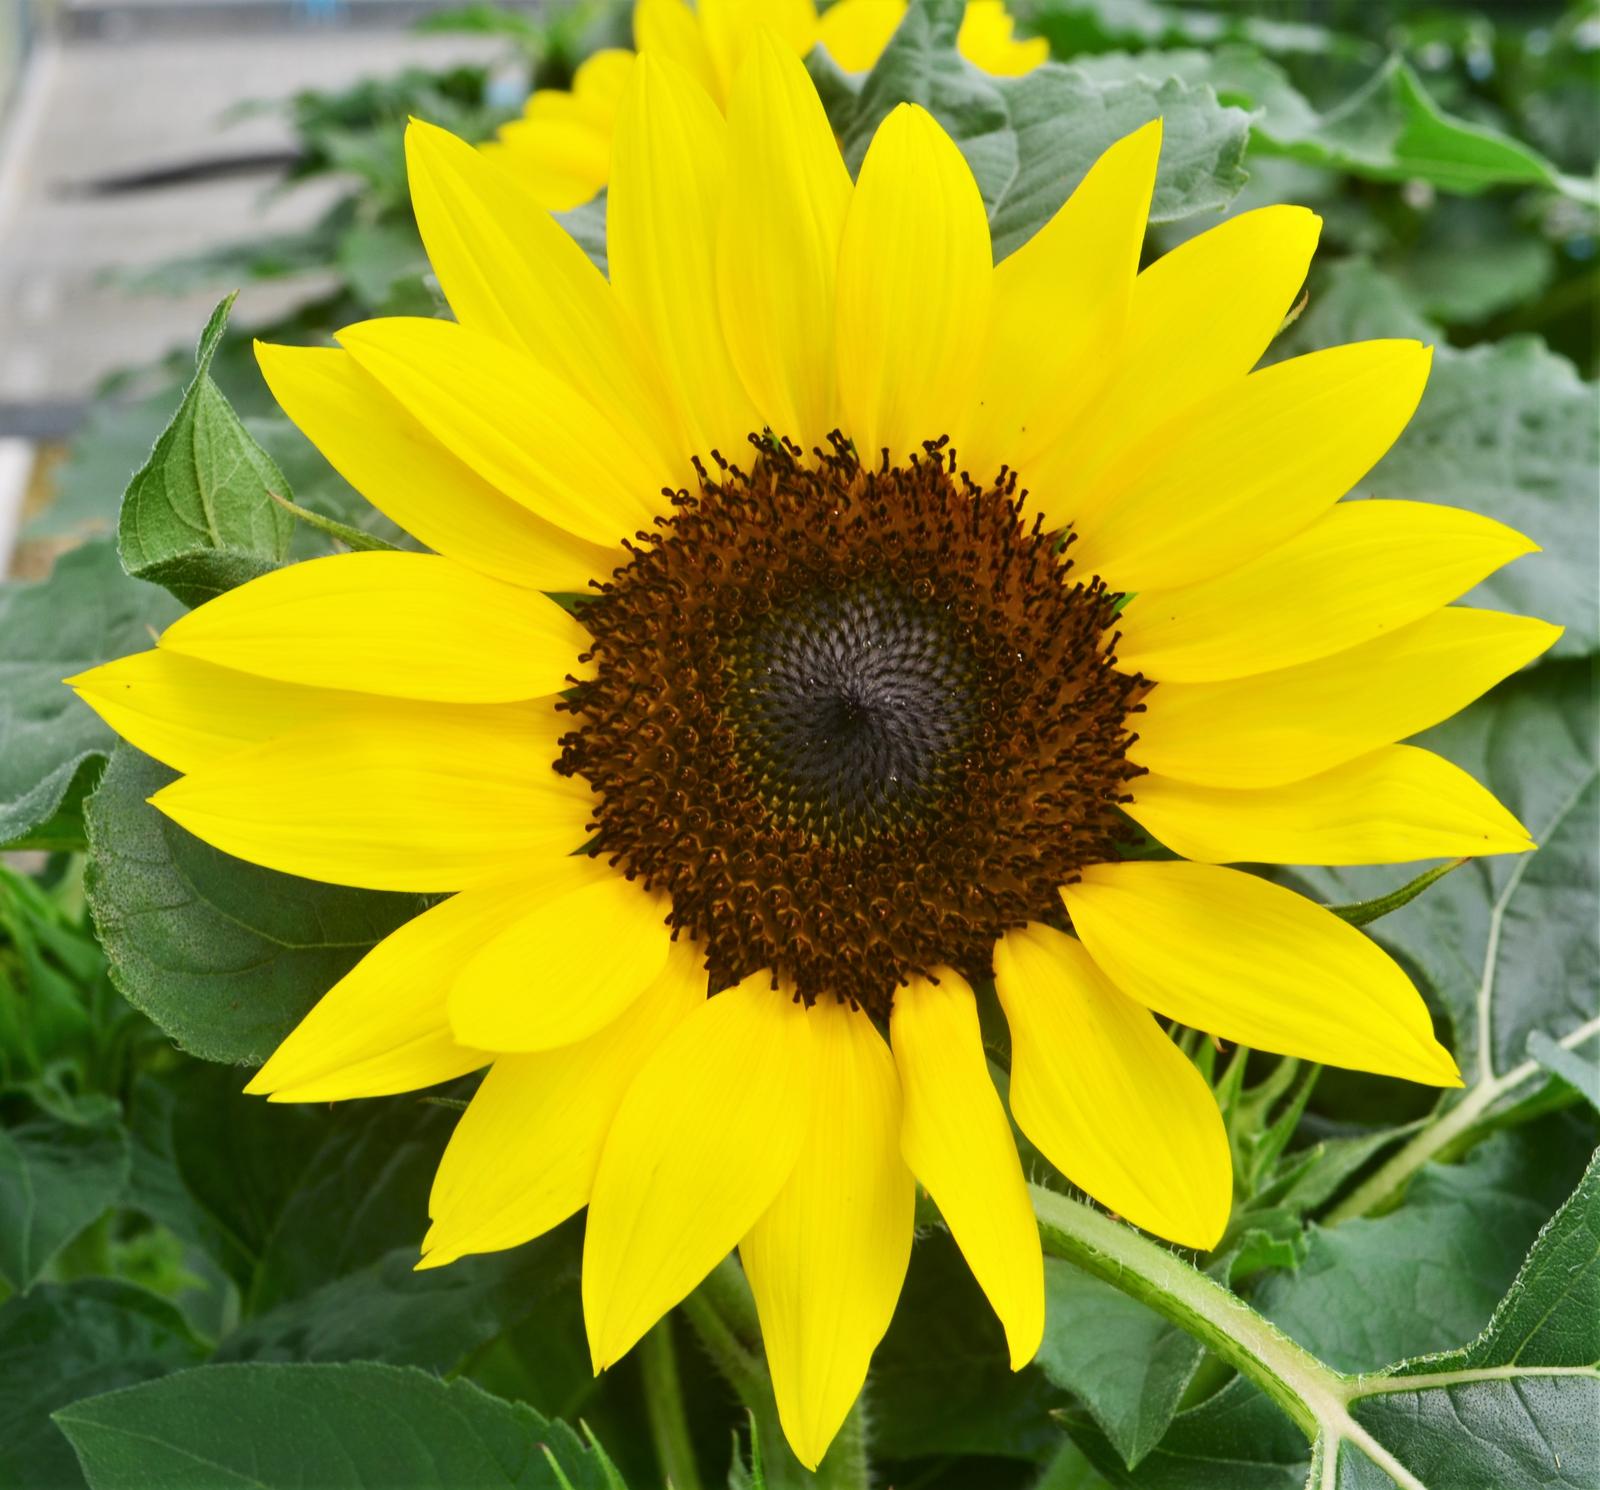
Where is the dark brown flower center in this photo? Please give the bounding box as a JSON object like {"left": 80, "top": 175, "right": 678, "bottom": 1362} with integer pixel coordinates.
{"left": 557, "top": 434, "right": 1147, "bottom": 1018}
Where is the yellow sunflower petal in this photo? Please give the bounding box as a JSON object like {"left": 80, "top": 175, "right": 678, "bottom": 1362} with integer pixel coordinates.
{"left": 406, "top": 117, "right": 682, "bottom": 475}
{"left": 1116, "top": 500, "right": 1539, "bottom": 682}
{"left": 815, "top": 0, "right": 902, "bottom": 71}
{"left": 609, "top": 53, "right": 759, "bottom": 460}
{"left": 958, "top": 1, "right": 1048, "bottom": 75}
{"left": 963, "top": 118, "right": 1159, "bottom": 482}
{"left": 420, "top": 938, "right": 707, "bottom": 1269}
{"left": 836, "top": 103, "right": 993, "bottom": 465}
{"left": 584, "top": 973, "right": 814, "bottom": 1370}
{"left": 993, "top": 924, "right": 1231, "bottom": 1249}
{"left": 155, "top": 552, "right": 589, "bottom": 704}
{"left": 254, "top": 343, "right": 618, "bottom": 592}
{"left": 632, "top": 0, "right": 720, "bottom": 99}
{"left": 1062, "top": 861, "right": 1462, "bottom": 1085}
{"left": 890, "top": 970, "right": 1043, "bottom": 1369}
{"left": 1071, "top": 341, "right": 1433, "bottom": 592}
{"left": 1131, "top": 607, "right": 1562, "bottom": 788}
{"left": 149, "top": 702, "right": 593, "bottom": 893}
{"left": 243, "top": 887, "right": 535, "bottom": 1104}
{"left": 336, "top": 317, "right": 665, "bottom": 548}
{"left": 1035, "top": 205, "right": 1321, "bottom": 531}
{"left": 1125, "top": 204, "right": 1323, "bottom": 413}
{"left": 448, "top": 864, "right": 673, "bottom": 1053}
{"left": 718, "top": 31, "right": 851, "bottom": 450}
{"left": 67, "top": 649, "right": 372, "bottom": 775}
{"left": 740, "top": 999, "right": 914, "bottom": 1472}
{"left": 1125, "top": 744, "right": 1534, "bottom": 866}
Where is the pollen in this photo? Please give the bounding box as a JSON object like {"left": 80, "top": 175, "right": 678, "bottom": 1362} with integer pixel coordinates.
{"left": 558, "top": 434, "right": 1148, "bottom": 1017}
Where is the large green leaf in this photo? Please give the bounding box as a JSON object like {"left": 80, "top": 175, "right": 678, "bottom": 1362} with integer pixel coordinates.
{"left": 1037, "top": 1259, "right": 1208, "bottom": 1470}
{"left": 84, "top": 744, "right": 425, "bottom": 1065}
{"left": 1254, "top": 1121, "right": 1593, "bottom": 1373}
{"left": 830, "top": 0, "right": 1250, "bottom": 259}
{"left": 128, "top": 1062, "right": 434, "bottom": 1296}
{"left": 1280, "top": 261, "right": 1598, "bottom": 657}
{"left": 870, "top": 1229, "right": 1066, "bottom": 1463}
{"left": 116, "top": 293, "right": 296, "bottom": 607}
{"left": 0, "top": 1102, "right": 131, "bottom": 1291}
{"left": 130, "top": 1065, "right": 580, "bottom": 1380}
{"left": 1066, "top": 1377, "right": 1308, "bottom": 1490}
{"left": 0, "top": 545, "right": 181, "bottom": 850}
{"left": 0, "top": 1280, "right": 205, "bottom": 1490}
{"left": 52, "top": 1362, "right": 624, "bottom": 1490}
{"left": 1256, "top": 56, "right": 1596, "bottom": 204}
{"left": 1327, "top": 1146, "right": 1600, "bottom": 1489}
{"left": 1069, "top": 47, "right": 1594, "bottom": 203}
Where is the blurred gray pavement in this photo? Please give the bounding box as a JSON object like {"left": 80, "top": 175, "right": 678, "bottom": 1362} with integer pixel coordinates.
{"left": 0, "top": 17, "right": 504, "bottom": 416}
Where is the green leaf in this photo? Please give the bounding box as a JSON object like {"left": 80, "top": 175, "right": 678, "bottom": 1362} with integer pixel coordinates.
{"left": 1280, "top": 261, "right": 1598, "bottom": 657}
{"left": 0, "top": 544, "right": 181, "bottom": 849}
{"left": 1527, "top": 1030, "right": 1600, "bottom": 1111}
{"left": 267, "top": 489, "right": 400, "bottom": 552}
{"left": 84, "top": 745, "right": 425, "bottom": 1066}
{"left": 1065, "top": 1378, "right": 1308, "bottom": 1490}
{"left": 1071, "top": 48, "right": 1594, "bottom": 204}
{"left": 0, "top": 1103, "right": 131, "bottom": 1291}
{"left": 1388, "top": 198, "right": 1556, "bottom": 326}
{"left": 137, "top": 1066, "right": 587, "bottom": 1381}
{"left": 127, "top": 1061, "right": 440, "bottom": 1298}
{"left": 1327, "top": 859, "right": 1464, "bottom": 928}
{"left": 214, "top": 1240, "right": 578, "bottom": 1374}
{"left": 1333, "top": 1147, "right": 1600, "bottom": 1489}
{"left": 870, "top": 1229, "right": 1066, "bottom": 1462}
{"left": 52, "top": 1362, "right": 624, "bottom": 1490}
{"left": 1253, "top": 1120, "right": 1594, "bottom": 1373}
{"left": 1255, "top": 57, "right": 1596, "bottom": 204}
{"left": 116, "top": 293, "right": 296, "bottom": 607}
{"left": 0, "top": 1280, "right": 205, "bottom": 1490}
{"left": 1037, "top": 1260, "right": 1208, "bottom": 1469}
{"left": 835, "top": 1, "right": 1251, "bottom": 259}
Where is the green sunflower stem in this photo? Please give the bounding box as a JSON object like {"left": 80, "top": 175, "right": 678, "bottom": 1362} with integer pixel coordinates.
{"left": 1030, "top": 1184, "right": 1341, "bottom": 1442}
{"left": 641, "top": 1319, "right": 706, "bottom": 1490}
{"left": 814, "top": 1398, "right": 871, "bottom": 1490}
{"left": 681, "top": 1259, "right": 871, "bottom": 1490}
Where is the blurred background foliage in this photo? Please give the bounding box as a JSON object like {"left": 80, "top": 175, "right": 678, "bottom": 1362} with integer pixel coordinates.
{"left": 1, "top": 2, "right": 1595, "bottom": 1488}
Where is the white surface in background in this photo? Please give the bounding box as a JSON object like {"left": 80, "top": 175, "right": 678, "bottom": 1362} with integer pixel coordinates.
{"left": 0, "top": 437, "right": 35, "bottom": 575}
{"left": 0, "top": 28, "right": 503, "bottom": 406}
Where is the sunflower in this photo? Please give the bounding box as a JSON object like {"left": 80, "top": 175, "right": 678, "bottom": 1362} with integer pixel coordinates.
{"left": 487, "top": 0, "right": 1044, "bottom": 209}
{"left": 71, "top": 36, "right": 1557, "bottom": 1472}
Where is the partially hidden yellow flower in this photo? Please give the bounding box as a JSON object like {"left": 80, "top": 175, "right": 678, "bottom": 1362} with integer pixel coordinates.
{"left": 487, "top": 0, "right": 1046, "bottom": 209}
{"left": 71, "top": 36, "right": 1557, "bottom": 1472}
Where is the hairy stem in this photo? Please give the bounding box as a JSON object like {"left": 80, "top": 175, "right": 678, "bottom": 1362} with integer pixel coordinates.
{"left": 1030, "top": 1183, "right": 1339, "bottom": 1439}
{"left": 812, "top": 1398, "right": 871, "bottom": 1490}
{"left": 640, "top": 1320, "right": 705, "bottom": 1490}
{"left": 1328, "top": 1013, "right": 1600, "bottom": 1222}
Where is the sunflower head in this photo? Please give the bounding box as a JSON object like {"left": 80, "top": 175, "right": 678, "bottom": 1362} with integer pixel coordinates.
{"left": 68, "top": 25, "right": 1557, "bottom": 1474}
{"left": 561, "top": 430, "right": 1147, "bottom": 1014}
